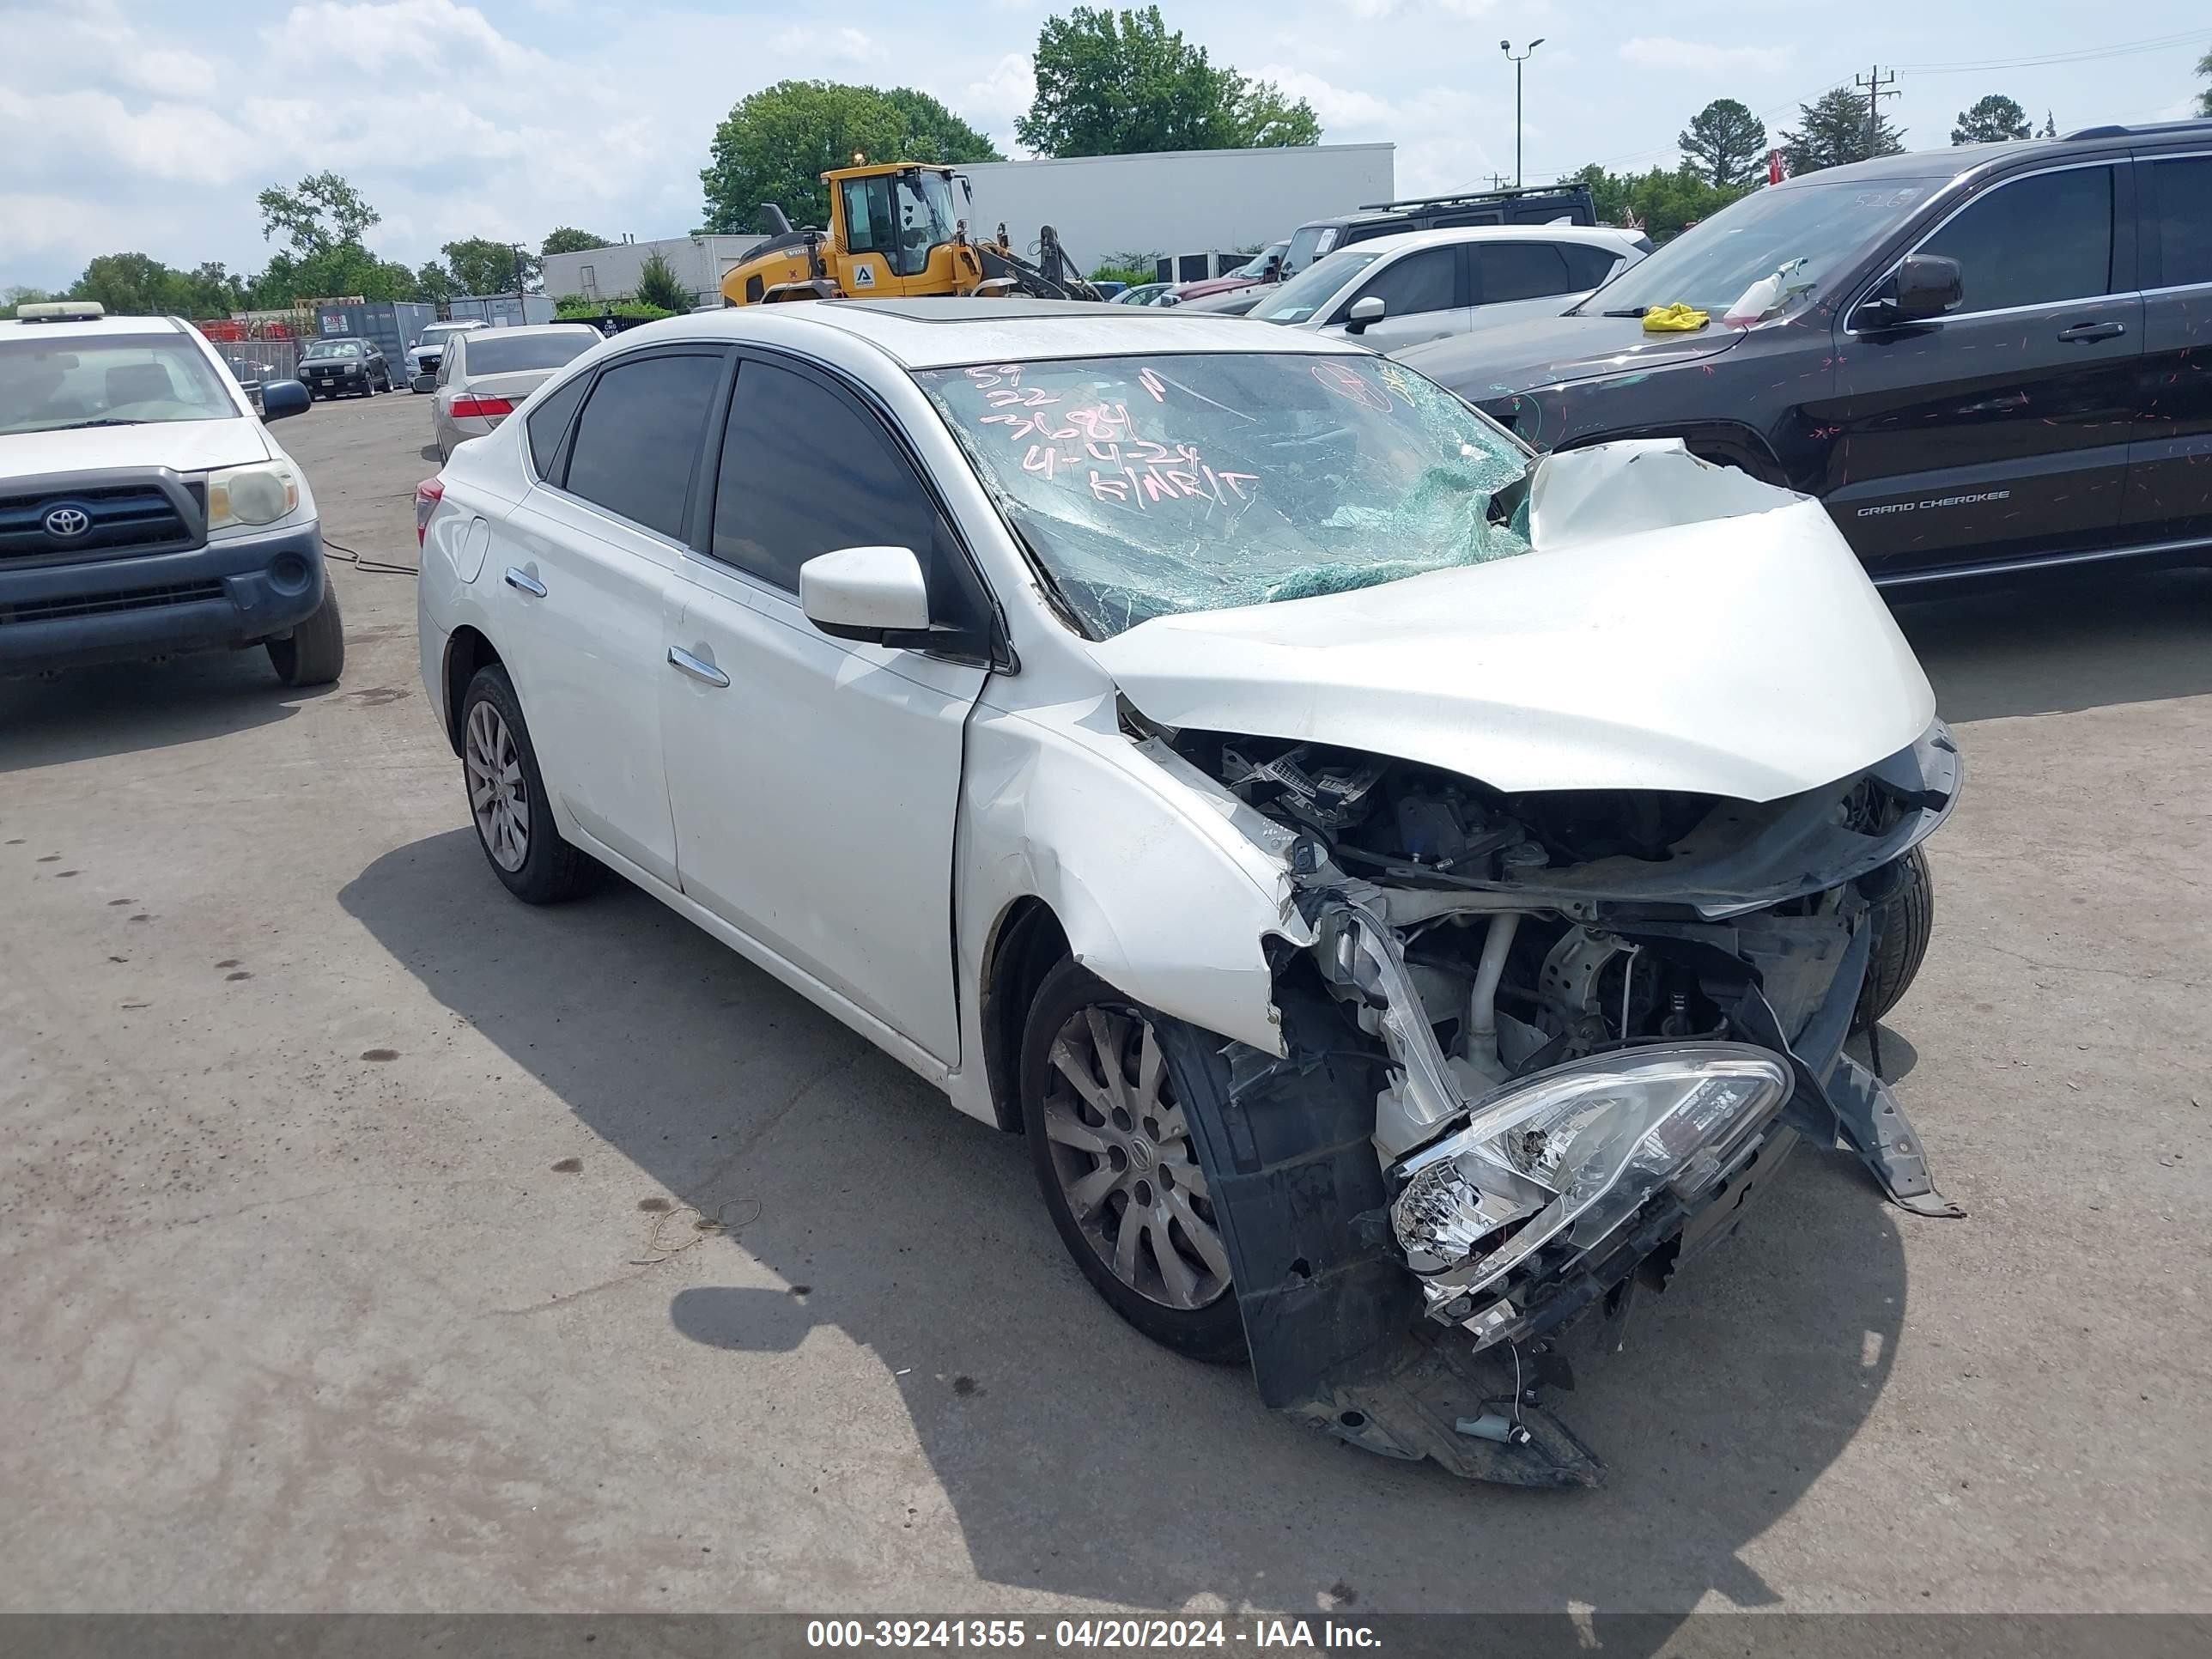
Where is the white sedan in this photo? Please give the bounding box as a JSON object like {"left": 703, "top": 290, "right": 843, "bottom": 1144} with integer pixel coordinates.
{"left": 415, "top": 300, "right": 1958, "bottom": 1486}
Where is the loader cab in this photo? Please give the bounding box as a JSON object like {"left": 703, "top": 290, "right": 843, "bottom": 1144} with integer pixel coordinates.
{"left": 830, "top": 163, "right": 967, "bottom": 289}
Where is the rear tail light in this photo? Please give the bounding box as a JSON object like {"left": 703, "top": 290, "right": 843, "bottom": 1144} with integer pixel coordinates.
{"left": 415, "top": 477, "right": 444, "bottom": 546}
{"left": 448, "top": 395, "right": 514, "bottom": 420}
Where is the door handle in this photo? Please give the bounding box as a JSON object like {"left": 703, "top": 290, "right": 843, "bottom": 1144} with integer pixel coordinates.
{"left": 2056, "top": 320, "right": 2125, "bottom": 343}
{"left": 503, "top": 567, "right": 546, "bottom": 597}
{"left": 666, "top": 645, "right": 730, "bottom": 689}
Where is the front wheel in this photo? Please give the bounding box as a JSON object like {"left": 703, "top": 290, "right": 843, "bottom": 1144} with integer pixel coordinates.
{"left": 1020, "top": 957, "right": 1245, "bottom": 1364}
{"left": 266, "top": 583, "right": 344, "bottom": 686}
{"left": 1856, "top": 845, "right": 1935, "bottom": 1031}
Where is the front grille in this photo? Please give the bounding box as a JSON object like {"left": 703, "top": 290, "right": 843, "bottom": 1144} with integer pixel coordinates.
{"left": 0, "top": 580, "right": 226, "bottom": 626}
{"left": 0, "top": 483, "right": 196, "bottom": 562}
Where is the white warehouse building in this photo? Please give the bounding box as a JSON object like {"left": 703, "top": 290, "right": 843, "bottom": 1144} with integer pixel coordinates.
{"left": 544, "top": 143, "right": 1393, "bottom": 307}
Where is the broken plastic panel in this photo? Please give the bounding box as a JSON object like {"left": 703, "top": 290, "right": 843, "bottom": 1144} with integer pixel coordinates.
{"left": 916, "top": 353, "right": 1531, "bottom": 639}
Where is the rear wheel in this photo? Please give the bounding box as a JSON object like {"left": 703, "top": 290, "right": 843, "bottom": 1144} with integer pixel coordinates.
{"left": 1856, "top": 845, "right": 1935, "bottom": 1031}
{"left": 266, "top": 583, "right": 344, "bottom": 686}
{"left": 459, "top": 665, "right": 593, "bottom": 904}
{"left": 1021, "top": 957, "right": 1244, "bottom": 1363}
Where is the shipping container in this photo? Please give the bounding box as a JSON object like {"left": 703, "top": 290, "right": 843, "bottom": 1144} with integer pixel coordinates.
{"left": 312, "top": 301, "right": 437, "bottom": 368}
{"left": 446, "top": 294, "right": 556, "bottom": 326}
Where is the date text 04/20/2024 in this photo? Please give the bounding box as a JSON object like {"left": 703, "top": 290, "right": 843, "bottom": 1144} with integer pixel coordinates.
{"left": 805, "top": 1619, "right": 1382, "bottom": 1650}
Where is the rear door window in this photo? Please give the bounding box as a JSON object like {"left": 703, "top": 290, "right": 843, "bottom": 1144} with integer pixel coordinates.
{"left": 525, "top": 371, "right": 591, "bottom": 478}
{"left": 559, "top": 353, "right": 724, "bottom": 538}
{"left": 1559, "top": 243, "right": 1623, "bottom": 289}
{"left": 2148, "top": 155, "right": 2212, "bottom": 287}
{"left": 1919, "top": 165, "right": 2115, "bottom": 313}
{"left": 1474, "top": 242, "right": 1575, "bottom": 303}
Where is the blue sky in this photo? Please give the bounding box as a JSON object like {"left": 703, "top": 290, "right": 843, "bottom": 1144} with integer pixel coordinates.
{"left": 3, "top": 0, "right": 2207, "bottom": 291}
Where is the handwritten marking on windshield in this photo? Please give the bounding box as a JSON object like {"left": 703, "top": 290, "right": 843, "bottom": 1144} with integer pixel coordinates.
{"left": 1139, "top": 368, "right": 1166, "bottom": 402}
{"left": 957, "top": 362, "right": 1252, "bottom": 514}
{"left": 1312, "top": 362, "right": 1393, "bottom": 413}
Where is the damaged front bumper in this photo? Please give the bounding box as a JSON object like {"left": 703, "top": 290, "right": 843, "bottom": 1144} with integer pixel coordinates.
{"left": 1154, "top": 723, "right": 1964, "bottom": 1487}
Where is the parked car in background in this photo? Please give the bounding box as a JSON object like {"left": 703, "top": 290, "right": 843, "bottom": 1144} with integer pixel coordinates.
{"left": 1249, "top": 225, "right": 1647, "bottom": 352}
{"left": 429, "top": 324, "right": 601, "bottom": 460}
{"left": 298, "top": 337, "right": 392, "bottom": 398}
{"left": 407, "top": 319, "right": 487, "bottom": 389}
{"left": 1174, "top": 240, "right": 1289, "bottom": 304}
{"left": 1280, "top": 185, "right": 1609, "bottom": 277}
{"left": 1396, "top": 123, "right": 2212, "bottom": 588}
{"left": 0, "top": 303, "right": 342, "bottom": 686}
{"left": 1111, "top": 282, "right": 1179, "bottom": 307}
{"left": 415, "top": 298, "right": 1954, "bottom": 1489}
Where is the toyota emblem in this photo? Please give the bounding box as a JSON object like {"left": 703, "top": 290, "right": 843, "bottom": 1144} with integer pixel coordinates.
{"left": 43, "top": 506, "right": 91, "bottom": 539}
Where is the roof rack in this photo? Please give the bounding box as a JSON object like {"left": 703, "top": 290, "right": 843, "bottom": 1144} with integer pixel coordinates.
{"left": 1356, "top": 185, "right": 1589, "bottom": 211}
{"left": 2063, "top": 118, "right": 2212, "bottom": 140}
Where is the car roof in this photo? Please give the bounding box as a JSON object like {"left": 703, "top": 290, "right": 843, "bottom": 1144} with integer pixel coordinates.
{"left": 1331, "top": 224, "right": 1641, "bottom": 258}
{"left": 647, "top": 298, "right": 1371, "bottom": 369}
{"left": 0, "top": 313, "right": 193, "bottom": 343}
{"left": 1768, "top": 137, "right": 2130, "bottom": 191}
{"left": 459, "top": 323, "right": 601, "bottom": 342}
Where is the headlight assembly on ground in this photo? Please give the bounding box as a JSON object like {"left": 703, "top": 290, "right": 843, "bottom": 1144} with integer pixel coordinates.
{"left": 1390, "top": 1044, "right": 1791, "bottom": 1326}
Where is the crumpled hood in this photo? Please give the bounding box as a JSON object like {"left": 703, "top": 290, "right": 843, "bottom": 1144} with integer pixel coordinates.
{"left": 1090, "top": 443, "right": 1936, "bottom": 805}
{"left": 1391, "top": 309, "right": 1744, "bottom": 398}
{"left": 0, "top": 416, "right": 270, "bottom": 484}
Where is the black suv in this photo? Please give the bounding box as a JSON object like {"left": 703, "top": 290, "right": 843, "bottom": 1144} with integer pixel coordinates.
{"left": 1399, "top": 123, "right": 2212, "bottom": 588}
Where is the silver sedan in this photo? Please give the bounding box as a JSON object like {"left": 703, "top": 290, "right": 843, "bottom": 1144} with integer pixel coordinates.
{"left": 429, "top": 325, "right": 602, "bottom": 460}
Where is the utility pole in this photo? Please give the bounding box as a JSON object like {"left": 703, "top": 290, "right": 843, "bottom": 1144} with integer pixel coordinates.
{"left": 1486, "top": 173, "right": 1510, "bottom": 191}
{"left": 1501, "top": 39, "right": 1545, "bottom": 187}
{"left": 1855, "top": 64, "right": 1899, "bottom": 159}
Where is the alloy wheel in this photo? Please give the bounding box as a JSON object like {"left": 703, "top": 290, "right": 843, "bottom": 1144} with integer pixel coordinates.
{"left": 465, "top": 700, "right": 530, "bottom": 872}
{"left": 1041, "top": 1005, "right": 1231, "bottom": 1310}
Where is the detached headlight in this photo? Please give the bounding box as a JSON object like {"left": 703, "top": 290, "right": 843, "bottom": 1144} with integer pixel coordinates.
{"left": 1391, "top": 1044, "right": 1790, "bottom": 1307}
{"left": 206, "top": 462, "right": 300, "bottom": 530}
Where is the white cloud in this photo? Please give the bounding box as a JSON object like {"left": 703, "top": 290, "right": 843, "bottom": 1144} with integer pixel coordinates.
{"left": 963, "top": 52, "right": 1035, "bottom": 126}
{"left": 1252, "top": 66, "right": 1395, "bottom": 130}
{"left": 264, "top": 0, "right": 549, "bottom": 76}
{"left": 769, "top": 25, "right": 875, "bottom": 64}
{"left": 1617, "top": 38, "right": 1793, "bottom": 76}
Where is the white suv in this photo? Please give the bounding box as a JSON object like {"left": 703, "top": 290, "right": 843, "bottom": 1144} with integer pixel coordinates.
{"left": 0, "top": 303, "right": 342, "bottom": 685}
{"left": 1243, "top": 224, "right": 1649, "bottom": 351}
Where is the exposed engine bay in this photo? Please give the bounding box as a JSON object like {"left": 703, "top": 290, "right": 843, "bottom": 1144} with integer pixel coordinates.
{"left": 1133, "top": 714, "right": 1964, "bottom": 1486}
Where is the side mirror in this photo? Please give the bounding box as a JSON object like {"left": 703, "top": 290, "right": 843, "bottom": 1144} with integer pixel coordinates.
{"left": 261, "top": 379, "right": 310, "bottom": 422}
{"left": 1345, "top": 295, "right": 1388, "bottom": 334}
{"left": 799, "top": 544, "right": 931, "bottom": 645}
{"left": 1861, "top": 253, "right": 1962, "bottom": 329}
{"left": 411, "top": 373, "right": 437, "bottom": 393}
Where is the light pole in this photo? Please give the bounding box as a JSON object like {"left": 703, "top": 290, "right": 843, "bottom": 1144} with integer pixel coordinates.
{"left": 1500, "top": 38, "right": 1544, "bottom": 188}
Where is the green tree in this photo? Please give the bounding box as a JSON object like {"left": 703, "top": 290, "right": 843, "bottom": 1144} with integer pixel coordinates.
{"left": 1678, "top": 98, "right": 1766, "bottom": 189}
{"left": 257, "top": 171, "right": 380, "bottom": 258}
{"left": 632, "top": 250, "right": 690, "bottom": 313}
{"left": 1779, "top": 86, "right": 1905, "bottom": 176}
{"left": 442, "top": 237, "right": 537, "bottom": 295}
{"left": 1, "top": 285, "right": 57, "bottom": 319}
{"left": 416, "top": 260, "right": 458, "bottom": 304}
{"left": 2040, "top": 109, "right": 2058, "bottom": 138}
{"left": 1014, "top": 6, "right": 1320, "bottom": 157}
{"left": 1952, "top": 93, "right": 2031, "bottom": 144}
{"left": 700, "top": 81, "right": 1004, "bottom": 234}
{"left": 71, "top": 252, "right": 180, "bottom": 317}
{"left": 1562, "top": 162, "right": 1753, "bottom": 245}
{"left": 878, "top": 88, "right": 1005, "bottom": 164}
{"left": 2198, "top": 49, "right": 2212, "bottom": 118}
{"left": 541, "top": 226, "right": 611, "bottom": 256}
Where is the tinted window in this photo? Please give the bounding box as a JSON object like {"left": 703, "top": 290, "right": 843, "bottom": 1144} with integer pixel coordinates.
{"left": 562, "top": 353, "right": 723, "bottom": 537}
{"left": 525, "top": 371, "right": 590, "bottom": 477}
{"left": 712, "top": 359, "right": 985, "bottom": 634}
{"left": 1348, "top": 247, "right": 1455, "bottom": 319}
{"left": 1560, "top": 243, "right": 1621, "bottom": 289}
{"left": 1920, "top": 167, "right": 2113, "bottom": 313}
{"left": 2150, "top": 156, "right": 2212, "bottom": 287}
{"left": 465, "top": 331, "right": 598, "bottom": 374}
{"left": 1475, "top": 242, "right": 1573, "bottom": 304}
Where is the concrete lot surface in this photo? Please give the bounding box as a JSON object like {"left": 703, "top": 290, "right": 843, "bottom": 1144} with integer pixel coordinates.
{"left": 3, "top": 390, "right": 2208, "bottom": 1615}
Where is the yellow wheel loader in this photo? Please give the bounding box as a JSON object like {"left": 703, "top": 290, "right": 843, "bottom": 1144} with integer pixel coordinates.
{"left": 718, "top": 161, "right": 1103, "bottom": 307}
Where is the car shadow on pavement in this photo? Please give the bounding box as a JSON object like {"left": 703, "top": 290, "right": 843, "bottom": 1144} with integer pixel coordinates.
{"left": 0, "top": 650, "right": 332, "bottom": 773}
{"left": 1893, "top": 565, "right": 2212, "bottom": 723}
{"left": 342, "top": 830, "right": 1913, "bottom": 1622}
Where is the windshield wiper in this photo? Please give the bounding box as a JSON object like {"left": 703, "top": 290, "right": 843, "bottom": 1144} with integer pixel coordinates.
{"left": 52, "top": 417, "right": 150, "bottom": 429}
{"left": 1599, "top": 307, "right": 1652, "bottom": 319}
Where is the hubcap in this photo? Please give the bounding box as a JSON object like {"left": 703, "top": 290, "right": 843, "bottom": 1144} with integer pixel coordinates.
{"left": 465, "top": 701, "right": 530, "bottom": 872}
{"left": 1042, "top": 1005, "right": 1231, "bottom": 1311}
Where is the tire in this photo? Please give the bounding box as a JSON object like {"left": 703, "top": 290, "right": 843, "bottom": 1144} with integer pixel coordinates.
{"left": 266, "top": 582, "right": 345, "bottom": 687}
{"left": 459, "top": 665, "right": 593, "bottom": 905}
{"left": 1020, "top": 957, "right": 1246, "bottom": 1364}
{"left": 1856, "top": 844, "right": 1935, "bottom": 1031}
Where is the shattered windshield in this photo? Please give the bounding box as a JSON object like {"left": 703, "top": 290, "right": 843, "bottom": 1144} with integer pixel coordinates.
{"left": 917, "top": 352, "right": 1533, "bottom": 639}
{"left": 1574, "top": 178, "right": 1936, "bottom": 321}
